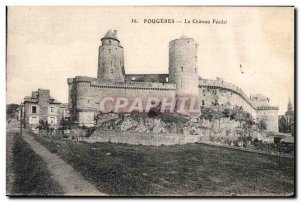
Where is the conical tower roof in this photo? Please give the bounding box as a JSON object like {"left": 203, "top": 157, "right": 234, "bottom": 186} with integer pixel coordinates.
{"left": 102, "top": 29, "right": 119, "bottom": 42}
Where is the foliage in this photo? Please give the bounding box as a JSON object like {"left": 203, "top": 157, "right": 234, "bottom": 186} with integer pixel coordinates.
{"left": 6, "top": 104, "right": 19, "bottom": 120}
{"left": 200, "top": 105, "right": 254, "bottom": 128}
{"left": 257, "top": 119, "right": 267, "bottom": 132}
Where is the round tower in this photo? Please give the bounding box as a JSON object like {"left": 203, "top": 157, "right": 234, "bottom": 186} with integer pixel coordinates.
{"left": 169, "top": 37, "right": 200, "bottom": 115}
{"left": 169, "top": 37, "right": 199, "bottom": 96}
{"left": 97, "top": 30, "right": 125, "bottom": 82}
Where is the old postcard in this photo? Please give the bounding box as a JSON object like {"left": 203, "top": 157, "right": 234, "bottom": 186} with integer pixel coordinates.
{"left": 6, "top": 6, "right": 295, "bottom": 196}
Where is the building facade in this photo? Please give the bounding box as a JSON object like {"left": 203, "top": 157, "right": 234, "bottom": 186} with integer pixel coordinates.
{"left": 68, "top": 30, "right": 279, "bottom": 131}
{"left": 23, "top": 89, "right": 66, "bottom": 129}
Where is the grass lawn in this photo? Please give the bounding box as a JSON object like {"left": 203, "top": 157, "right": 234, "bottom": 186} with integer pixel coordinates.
{"left": 11, "top": 134, "right": 63, "bottom": 196}
{"left": 33, "top": 134, "right": 294, "bottom": 196}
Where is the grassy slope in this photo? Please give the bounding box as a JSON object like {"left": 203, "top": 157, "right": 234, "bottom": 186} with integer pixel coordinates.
{"left": 11, "top": 134, "right": 63, "bottom": 196}
{"left": 33, "top": 135, "right": 294, "bottom": 196}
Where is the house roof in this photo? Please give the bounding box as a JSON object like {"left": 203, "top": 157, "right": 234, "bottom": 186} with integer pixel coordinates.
{"left": 23, "top": 90, "right": 61, "bottom": 104}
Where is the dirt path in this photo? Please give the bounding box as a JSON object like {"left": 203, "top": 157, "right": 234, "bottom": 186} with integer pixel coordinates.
{"left": 22, "top": 131, "right": 106, "bottom": 196}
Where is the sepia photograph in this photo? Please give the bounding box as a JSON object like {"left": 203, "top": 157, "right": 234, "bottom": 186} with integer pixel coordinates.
{"left": 6, "top": 6, "right": 295, "bottom": 197}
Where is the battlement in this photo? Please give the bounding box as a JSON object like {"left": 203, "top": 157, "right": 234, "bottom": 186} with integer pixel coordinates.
{"left": 257, "top": 106, "right": 279, "bottom": 110}
{"left": 169, "top": 37, "right": 199, "bottom": 47}
{"left": 199, "top": 79, "right": 255, "bottom": 109}
{"left": 72, "top": 76, "right": 176, "bottom": 91}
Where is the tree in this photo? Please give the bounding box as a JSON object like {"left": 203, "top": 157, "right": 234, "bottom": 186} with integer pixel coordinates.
{"left": 200, "top": 107, "right": 213, "bottom": 120}
{"left": 6, "top": 104, "right": 19, "bottom": 120}
{"left": 222, "top": 108, "right": 233, "bottom": 118}
{"left": 232, "top": 106, "right": 245, "bottom": 127}
{"left": 210, "top": 108, "right": 224, "bottom": 132}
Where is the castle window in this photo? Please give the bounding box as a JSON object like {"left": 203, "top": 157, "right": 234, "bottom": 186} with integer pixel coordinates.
{"left": 109, "top": 49, "right": 111, "bottom": 53}
{"left": 202, "top": 100, "right": 205, "bottom": 105}
{"left": 195, "top": 68, "right": 197, "bottom": 73}
{"left": 131, "top": 77, "right": 136, "bottom": 81}
{"left": 32, "top": 106, "right": 37, "bottom": 114}
{"left": 181, "top": 66, "right": 183, "bottom": 72}
{"left": 111, "top": 61, "right": 112, "bottom": 66}
{"left": 120, "top": 61, "right": 121, "bottom": 65}
{"left": 110, "top": 69, "right": 114, "bottom": 73}
{"left": 166, "top": 77, "right": 169, "bottom": 82}
{"left": 109, "top": 40, "right": 111, "bottom": 45}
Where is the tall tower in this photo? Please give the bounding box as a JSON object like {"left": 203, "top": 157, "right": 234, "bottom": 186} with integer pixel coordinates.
{"left": 169, "top": 36, "right": 200, "bottom": 114}
{"left": 169, "top": 36, "right": 199, "bottom": 96}
{"left": 97, "top": 30, "right": 125, "bottom": 82}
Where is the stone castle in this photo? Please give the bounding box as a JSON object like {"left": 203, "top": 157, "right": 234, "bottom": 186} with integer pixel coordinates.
{"left": 68, "top": 30, "right": 279, "bottom": 131}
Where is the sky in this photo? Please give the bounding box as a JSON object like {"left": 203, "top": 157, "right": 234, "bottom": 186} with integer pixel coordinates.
{"left": 7, "top": 6, "right": 294, "bottom": 114}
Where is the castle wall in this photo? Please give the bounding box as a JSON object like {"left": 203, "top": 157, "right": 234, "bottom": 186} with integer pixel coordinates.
{"left": 199, "top": 79, "right": 257, "bottom": 116}
{"left": 80, "top": 129, "right": 202, "bottom": 146}
{"left": 256, "top": 108, "right": 279, "bottom": 132}
{"left": 72, "top": 76, "right": 176, "bottom": 126}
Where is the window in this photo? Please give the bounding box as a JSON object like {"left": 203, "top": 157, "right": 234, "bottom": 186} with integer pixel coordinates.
{"left": 109, "top": 40, "right": 111, "bottom": 45}
{"left": 181, "top": 66, "right": 183, "bottom": 72}
{"left": 29, "top": 116, "right": 39, "bottom": 124}
{"left": 111, "top": 61, "right": 112, "bottom": 66}
{"left": 32, "top": 106, "right": 37, "bottom": 114}
{"left": 48, "top": 116, "right": 56, "bottom": 124}
{"left": 202, "top": 100, "right": 205, "bottom": 106}
{"left": 195, "top": 68, "right": 197, "bottom": 73}
{"left": 131, "top": 77, "right": 136, "bottom": 81}
{"left": 166, "top": 77, "right": 169, "bottom": 82}
{"left": 108, "top": 49, "right": 111, "bottom": 53}
{"left": 49, "top": 107, "right": 55, "bottom": 114}
{"left": 110, "top": 69, "right": 114, "bottom": 73}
